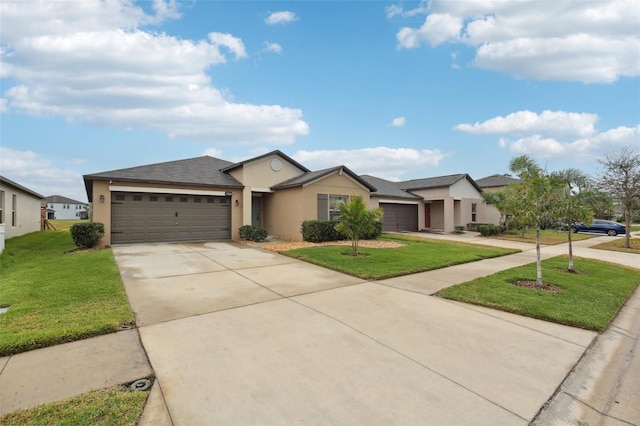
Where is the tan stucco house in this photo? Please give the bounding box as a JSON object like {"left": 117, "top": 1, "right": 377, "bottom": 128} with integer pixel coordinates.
{"left": 83, "top": 151, "right": 375, "bottom": 245}
{"left": 362, "top": 173, "right": 488, "bottom": 233}
{"left": 475, "top": 174, "right": 523, "bottom": 226}
{"left": 0, "top": 176, "right": 45, "bottom": 240}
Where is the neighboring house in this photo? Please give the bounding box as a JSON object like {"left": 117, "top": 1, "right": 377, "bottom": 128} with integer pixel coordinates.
{"left": 475, "top": 174, "right": 522, "bottom": 225}
{"left": 44, "top": 195, "right": 89, "bottom": 220}
{"left": 83, "top": 151, "right": 375, "bottom": 245}
{"left": 363, "top": 174, "right": 487, "bottom": 233}
{"left": 0, "top": 175, "right": 45, "bottom": 239}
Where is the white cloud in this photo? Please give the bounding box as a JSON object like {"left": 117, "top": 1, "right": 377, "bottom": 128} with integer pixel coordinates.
{"left": 455, "top": 110, "right": 598, "bottom": 138}
{"left": 457, "top": 111, "right": 639, "bottom": 160}
{"left": 0, "top": 98, "right": 7, "bottom": 112}
{"left": 390, "top": 116, "right": 406, "bottom": 127}
{"left": 265, "top": 11, "right": 298, "bottom": 25}
{"left": 0, "top": 0, "right": 308, "bottom": 144}
{"left": 0, "top": 147, "right": 86, "bottom": 201}
{"left": 202, "top": 148, "right": 223, "bottom": 158}
{"left": 262, "top": 42, "right": 283, "bottom": 54}
{"left": 293, "top": 147, "right": 446, "bottom": 179}
{"left": 394, "top": 0, "right": 640, "bottom": 83}
{"left": 385, "top": 2, "right": 429, "bottom": 19}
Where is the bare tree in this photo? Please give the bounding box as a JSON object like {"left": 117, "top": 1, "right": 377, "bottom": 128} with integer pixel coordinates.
{"left": 597, "top": 147, "right": 640, "bottom": 248}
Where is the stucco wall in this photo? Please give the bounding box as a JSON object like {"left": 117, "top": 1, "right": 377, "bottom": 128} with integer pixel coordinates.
{"left": 450, "top": 179, "right": 482, "bottom": 199}
{"left": 0, "top": 184, "right": 42, "bottom": 239}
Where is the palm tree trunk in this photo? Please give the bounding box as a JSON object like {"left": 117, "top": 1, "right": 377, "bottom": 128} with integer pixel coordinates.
{"left": 536, "top": 226, "right": 543, "bottom": 286}
{"left": 567, "top": 227, "right": 574, "bottom": 272}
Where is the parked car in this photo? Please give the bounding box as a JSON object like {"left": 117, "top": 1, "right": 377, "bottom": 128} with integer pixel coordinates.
{"left": 572, "top": 219, "right": 626, "bottom": 236}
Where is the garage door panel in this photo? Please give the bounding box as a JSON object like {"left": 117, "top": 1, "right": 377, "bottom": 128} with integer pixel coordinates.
{"left": 111, "top": 192, "right": 231, "bottom": 243}
{"left": 380, "top": 203, "right": 418, "bottom": 232}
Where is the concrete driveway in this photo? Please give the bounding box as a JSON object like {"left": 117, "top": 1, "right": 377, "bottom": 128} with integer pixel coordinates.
{"left": 113, "top": 242, "right": 595, "bottom": 425}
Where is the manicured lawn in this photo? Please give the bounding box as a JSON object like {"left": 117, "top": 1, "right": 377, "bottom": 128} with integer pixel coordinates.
{"left": 0, "top": 231, "right": 134, "bottom": 356}
{"left": 282, "top": 235, "right": 519, "bottom": 280}
{"left": 493, "top": 229, "right": 594, "bottom": 245}
{"left": 0, "top": 385, "right": 148, "bottom": 426}
{"left": 438, "top": 256, "right": 640, "bottom": 331}
{"left": 47, "top": 219, "right": 88, "bottom": 232}
{"left": 591, "top": 236, "right": 640, "bottom": 254}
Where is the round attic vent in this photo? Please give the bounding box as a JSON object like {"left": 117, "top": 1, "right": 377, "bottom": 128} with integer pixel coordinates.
{"left": 270, "top": 158, "right": 282, "bottom": 171}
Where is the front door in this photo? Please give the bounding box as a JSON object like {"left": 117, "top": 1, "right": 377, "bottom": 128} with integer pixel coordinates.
{"left": 425, "top": 204, "right": 431, "bottom": 228}
{"left": 252, "top": 196, "right": 261, "bottom": 227}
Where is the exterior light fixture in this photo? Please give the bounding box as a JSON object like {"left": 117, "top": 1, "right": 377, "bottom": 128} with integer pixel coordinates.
{"left": 99, "top": 195, "right": 105, "bottom": 203}
{"left": 235, "top": 199, "right": 240, "bottom": 206}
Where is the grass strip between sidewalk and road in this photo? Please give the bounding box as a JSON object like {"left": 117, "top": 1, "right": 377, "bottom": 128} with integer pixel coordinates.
{"left": 492, "top": 229, "right": 594, "bottom": 245}
{"left": 438, "top": 256, "right": 640, "bottom": 331}
{"left": 0, "top": 230, "right": 134, "bottom": 356}
{"left": 0, "top": 385, "right": 148, "bottom": 426}
{"left": 282, "top": 234, "right": 520, "bottom": 280}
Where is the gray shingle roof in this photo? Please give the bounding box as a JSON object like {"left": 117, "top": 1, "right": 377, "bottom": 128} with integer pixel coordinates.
{"left": 84, "top": 156, "right": 243, "bottom": 200}
{"left": 359, "top": 175, "right": 421, "bottom": 199}
{"left": 475, "top": 174, "right": 522, "bottom": 188}
{"left": 45, "top": 195, "right": 86, "bottom": 205}
{"left": 272, "top": 166, "right": 377, "bottom": 191}
{"left": 399, "top": 173, "right": 482, "bottom": 193}
{"left": 0, "top": 175, "right": 45, "bottom": 199}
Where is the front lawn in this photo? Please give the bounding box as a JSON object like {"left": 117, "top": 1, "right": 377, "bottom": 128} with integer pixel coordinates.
{"left": 282, "top": 235, "right": 519, "bottom": 280}
{"left": 0, "top": 385, "right": 148, "bottom": 426}
{"left": 590, "top": 236, "right": 640, "bottom": 254}
{"left": 438, "top": 256, "right": 640, "bottom": 331}
{"left": 0, "top": 231, "right": 134, "bottom": 356}
{"left": 493, "top": 229, "right": 593, "bottom": 245}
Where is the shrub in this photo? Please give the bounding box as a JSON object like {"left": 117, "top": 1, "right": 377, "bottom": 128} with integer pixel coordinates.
{"left": 454, "top": 226, "right": 465, "bottom": 233}
{"left": 478, "top": 224, "right": 501, "bottom": 236}
{"left": 360, "top": 220, "right": 383, "bottom": 240}
{"left": 478, "top": 225, "right": 491, "bottom": 236}
{"left": 70, "top": 222, "right": 105, "bottom": 248}
{"left": 301, "top": 220, "right": 346, "bottom": 243}
{"left": 238, "top": 225, "right": 268, "bottom": 242}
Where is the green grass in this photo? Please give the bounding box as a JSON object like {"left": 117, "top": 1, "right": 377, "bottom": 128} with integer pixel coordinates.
{"left": 591, "top": 236, "right": 640, "bottom": 254}
{"left": 493, "top": 229, "right": 594, "bottom": 245}
{"left": 438, "top": 256, "right": 640, "bottom": 331}
{"left": 0, "top": 385, "right": 148, "bottom": 426}
{"left": 48, "top": 219, "right": 88, "bottom": 232}
{"left": 631, "top": 225, "right": 640, "bottom": 232}
{"left": 283, "top": 235, "right": 519, "bottom": 280}
{"left": 0, "top": 231, "right": 134, "bottom": 356}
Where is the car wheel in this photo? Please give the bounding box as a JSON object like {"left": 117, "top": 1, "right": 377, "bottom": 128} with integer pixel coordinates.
{"left": 571, "top": 227, "right": 578, "bottom": 233}
{"left": 607, "top": 229, "right": 617, "bottom": 236}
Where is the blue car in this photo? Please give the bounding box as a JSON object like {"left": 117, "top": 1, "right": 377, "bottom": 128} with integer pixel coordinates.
{"left": 572, "top": 219, "right": 626, "bottom": 236}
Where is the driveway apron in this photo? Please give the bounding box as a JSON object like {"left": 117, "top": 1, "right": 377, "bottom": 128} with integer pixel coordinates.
{"left": 113, "top": 242, "right": 596, "bottom": 425}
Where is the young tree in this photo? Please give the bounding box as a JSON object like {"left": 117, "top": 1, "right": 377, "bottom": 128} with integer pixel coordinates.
{"left": 598, "top": 147, "right": 640, "bottom": 248}
{"left": 509, "top": 155, "right": 558, "bottom": 286}
{"left": 550, "top": 169, "right": 594, "bottom": 272}
{"left": 335, "top": 195, "right": 383, "bottom": 255}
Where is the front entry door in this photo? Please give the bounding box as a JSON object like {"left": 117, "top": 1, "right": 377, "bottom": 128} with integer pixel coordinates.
{"left": 425, "top": 204, "right": 431, "bottom": 228}
{"left": 252, "top": 196, "right": 261, "bottom": 227}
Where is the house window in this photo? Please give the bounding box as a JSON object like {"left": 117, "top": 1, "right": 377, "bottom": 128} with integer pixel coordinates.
{"left": 49, "top": 203, "right": 53, "bottom": 208}
{"left": 149, "top": 196, "right": 158, "bottom": 202}
{"left": 0, "top": 190, "right": 4, "bottom": 223}
{"left": 471, "top": 203, "right": 477, "bottom": 222}
{"left": 317, "top": 193, "right": 348, "bottom": 220}
{"left": 12, "top": 194, "right": 17, "bottom": 226}
{"left": 165, "top": 196, "right": 173, "bottom": 202}
{"left": 180, "top": 197, "right": 188, "bottom": 203}
{"left": 133, "top": 195, "right": 142, "bottom": 201}
{"left": 115, "top": 194, "right": 125, "bottom": 201}
{"left": 194, "top": 197, "right": 201, "bottom": 203}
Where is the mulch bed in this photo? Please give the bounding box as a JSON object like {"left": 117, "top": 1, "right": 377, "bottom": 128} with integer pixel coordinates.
{"left": 510, "top": 280, "right": 563, "bottom": 292}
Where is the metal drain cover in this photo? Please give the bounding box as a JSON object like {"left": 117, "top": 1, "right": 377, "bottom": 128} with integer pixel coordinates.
{"left": 130, "top": 378, "right": 152, "bottom": 391}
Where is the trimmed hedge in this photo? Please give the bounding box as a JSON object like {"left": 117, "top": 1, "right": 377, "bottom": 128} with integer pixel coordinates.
{"left": 70, "top": 222, "right": 105, "bottom": 248}
{"left": 478, "top": 224, "right": 502, "bottom": 236}
{"left": 239, "top": 225, "right": 268, "bottom": 242}
{"left": 301, "top": 220, "right": 383, "bottom": 242}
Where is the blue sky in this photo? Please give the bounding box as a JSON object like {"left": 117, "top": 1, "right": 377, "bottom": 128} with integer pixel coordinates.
{"left": 1, "top": 0, "right": 639, "bottom": 202}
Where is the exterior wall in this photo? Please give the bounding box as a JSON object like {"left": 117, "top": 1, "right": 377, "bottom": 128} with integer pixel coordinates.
{"left": 409, "top": 187, "right": 450, "bottom": 200}
{"left": 268, "top": 173, "right": 371, "bottom": 241}
{"left": 450, "top": 179, "right": 482, "bottom": 199}
{"left": 429, "top": 200, "right": 445, "bottom": 229}
{"left": 479, "top": 186, "right": 505, "bottom": 225}
{"left": 0, "top": 184, "right": 43, "bottom": 239}
{"left": 91, "top": 180, "right": 242, "bottom": 245}
{"left": 47, "top": 202, "right": 88, "bottom": 220}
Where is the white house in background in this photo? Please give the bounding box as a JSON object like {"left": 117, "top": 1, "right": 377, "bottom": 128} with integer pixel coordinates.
{"left": 44, "top": 195, "right": 89, "bottom": 220}
{"left": 0, "top": 175, "right": 45, "bottom": 240}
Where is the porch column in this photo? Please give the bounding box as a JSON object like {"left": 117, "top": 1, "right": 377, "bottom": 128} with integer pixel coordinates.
{"left": 443, "top": 196, "right": 455, "bottom": 233}
{"left": 242, "top": 188, "right": 252, "bottom": 225}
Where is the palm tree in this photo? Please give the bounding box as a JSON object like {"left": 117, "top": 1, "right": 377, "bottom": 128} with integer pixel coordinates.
{"left": 335, "top": 195, "right": 383, "bottom": 255}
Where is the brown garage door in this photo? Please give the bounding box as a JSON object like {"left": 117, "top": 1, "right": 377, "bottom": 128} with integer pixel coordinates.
{"left": 380, "top": 203, "right": 418, "bottom": 232}
{"left": 111, "top": 192, "right": 231, "bottom": 244}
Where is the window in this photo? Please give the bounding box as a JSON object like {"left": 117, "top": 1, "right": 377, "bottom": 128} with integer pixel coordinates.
{"left": 0, "top": 190, "right": 4, "bottom": 223}
{"left": 317, "top": 193, "right": 348, "bottom": 220}
{"left": 180, "top": 197, "right": 188, "bottom": 203}
{"left": 207, "top": 198, "right": 214, "bottom": 203}
{"left": 12, "top": 194, "right": 17, "bottom": 226}
{"left": 133, "top": 195, "right": 142, "bottom": 201}
{"left": 194, "top": 197, "right": 201, "bottom": 203}
{"left": 115, "top": 194, "right": 125, "bottom": 201}
{"left": 471, "top": 203, "right": 477, "bottom": 222}
{"left": 165, "top": 196, "right": 173, "bottom": 202}
{"left": 49, "top": 203, "right": 53, "bottom": 208}
{"left": 149, "top": 196, "right": 158, "bottom": 202}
